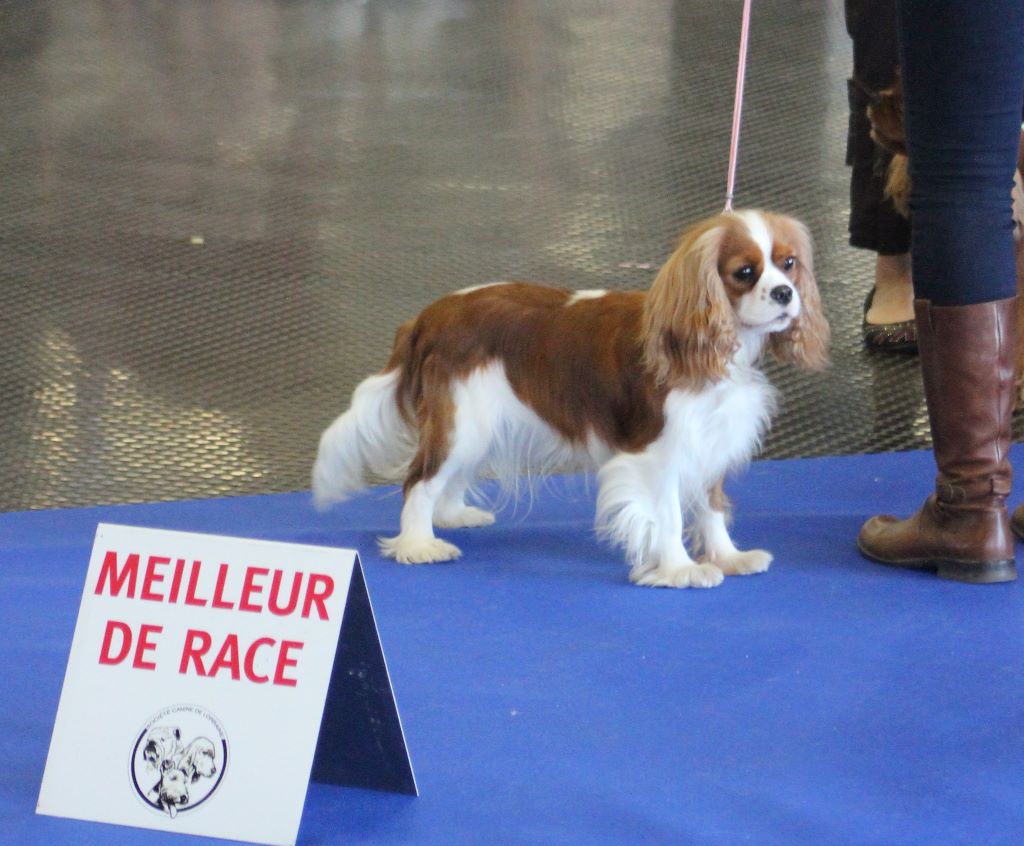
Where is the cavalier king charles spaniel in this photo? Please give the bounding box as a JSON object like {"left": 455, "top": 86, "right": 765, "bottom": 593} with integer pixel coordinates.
{"left": 313, "top": 210, "right": 829, "bottom": 588}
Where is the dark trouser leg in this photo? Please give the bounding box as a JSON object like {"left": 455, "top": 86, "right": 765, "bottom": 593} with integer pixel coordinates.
{"left": 857, "top": 0, "right": 1024, "bottom": 581}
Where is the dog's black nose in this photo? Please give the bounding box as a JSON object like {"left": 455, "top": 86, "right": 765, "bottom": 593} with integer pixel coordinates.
{"left": 770, "top": 285, "right": 794, "bottom": 306}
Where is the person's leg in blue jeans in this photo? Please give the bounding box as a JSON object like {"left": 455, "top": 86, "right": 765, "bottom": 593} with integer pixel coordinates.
{"left": 858, "top": 0, "right": 1024, "bottom": 582}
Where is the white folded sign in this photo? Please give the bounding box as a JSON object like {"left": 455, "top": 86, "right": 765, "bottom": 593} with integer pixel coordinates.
{"left": 38, "top": 523, "right": 415, "bottom": 846}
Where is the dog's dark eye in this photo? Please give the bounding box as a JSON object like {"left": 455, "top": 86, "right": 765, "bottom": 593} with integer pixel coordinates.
{"left": 733, "top": 265, "right": 757, "bottom": 284}
{"left": 782, "top": 256, "right": 796, "bottom": 272}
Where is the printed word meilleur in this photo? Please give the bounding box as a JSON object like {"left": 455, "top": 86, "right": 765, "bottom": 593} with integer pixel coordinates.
{"left": 93, "top": 550, "right": 336, "bottom": 620}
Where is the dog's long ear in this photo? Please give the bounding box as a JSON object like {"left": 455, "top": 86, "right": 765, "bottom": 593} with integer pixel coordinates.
{"left": 884, "top": 154, "right": 911, "bottom": 218}
{"left": 642, "top": 218, "right": 737, "bottom": 388}
{"left": 767, "top": 216, "right": 830, "bottom": 371}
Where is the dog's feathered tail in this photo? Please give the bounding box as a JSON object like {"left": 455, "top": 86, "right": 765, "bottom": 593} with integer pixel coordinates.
{"left": 311, "top": 368, "right": 417, "bottom": 510}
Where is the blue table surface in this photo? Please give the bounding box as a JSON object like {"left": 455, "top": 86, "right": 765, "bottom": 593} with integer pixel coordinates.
{"left": 3, "top": 449, "right": 1023, "bottom": 845}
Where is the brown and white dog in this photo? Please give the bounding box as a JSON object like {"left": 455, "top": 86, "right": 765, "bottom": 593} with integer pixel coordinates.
{"left": 313, "top": 211, "right": 829, "bottom": 588}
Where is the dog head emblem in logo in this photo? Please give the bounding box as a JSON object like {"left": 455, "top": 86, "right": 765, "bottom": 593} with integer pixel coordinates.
{"left": 130, "top": 705, "right": 228, "bottom": 818}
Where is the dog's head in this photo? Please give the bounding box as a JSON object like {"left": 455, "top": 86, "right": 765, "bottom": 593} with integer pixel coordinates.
{"left": 142, "top": 726, "right": 182, "bottom": 771}
{"left": 156, "top": 764, "right": 190, "bottom": 818}
{"left": 179, "top": 737, "right": 218, "bottom": 782}
{"left": 642, "top": 210, "right": 829, "bottom": 388}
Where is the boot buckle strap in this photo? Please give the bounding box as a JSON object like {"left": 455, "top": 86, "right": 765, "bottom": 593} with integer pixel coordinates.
{"left": 937, "top": 478, "right": 1010, "bottom": 503}
{"left": 937, "top": 482, "right": 965, "bottom": 504}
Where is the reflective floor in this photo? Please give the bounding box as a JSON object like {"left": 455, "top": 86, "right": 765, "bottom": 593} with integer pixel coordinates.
{"left": 0, "top": 0, "right": 977, "bottom": 511}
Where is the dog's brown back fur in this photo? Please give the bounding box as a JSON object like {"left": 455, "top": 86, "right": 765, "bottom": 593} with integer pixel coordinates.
{"left": 385, "top": 284, "right": 669, "bottom": 493}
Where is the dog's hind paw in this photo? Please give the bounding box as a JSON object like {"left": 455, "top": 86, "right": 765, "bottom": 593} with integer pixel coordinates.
{"left": 378, "top": 535, "right": 462, "bottom": 564}
{"left": 630, "top": 562, "right": 724, "bottom": 589}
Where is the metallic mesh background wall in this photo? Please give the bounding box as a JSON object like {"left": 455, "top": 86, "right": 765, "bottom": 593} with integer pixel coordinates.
{"left": 0, "top": 0, "right": 997, "bottom": 511}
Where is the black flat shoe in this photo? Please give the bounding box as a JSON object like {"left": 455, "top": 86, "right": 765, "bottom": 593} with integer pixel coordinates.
{"left": 863, "top": 288, "right": 918, "bottom": 353}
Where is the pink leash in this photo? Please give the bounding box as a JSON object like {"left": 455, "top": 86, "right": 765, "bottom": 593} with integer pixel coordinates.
{"left": 723, "top": 0, "right": 753, "bottom": 213}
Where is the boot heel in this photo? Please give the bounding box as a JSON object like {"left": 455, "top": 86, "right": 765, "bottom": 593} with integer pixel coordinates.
{"left": 936, "top": 559, "right": 1017, "bottom": 584}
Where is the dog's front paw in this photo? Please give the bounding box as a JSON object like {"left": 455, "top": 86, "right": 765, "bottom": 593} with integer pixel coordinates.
{"left": 630, "top": 562, "right": 724, "bottom": 589}
{"left": 378, "top": 535, "right": 462, "bottom": 564}
{"left": 711, "top": 549, "right": 773, "bottom": 576}
{"left": 433, "top": 506, "right": 496, "bottom": 529}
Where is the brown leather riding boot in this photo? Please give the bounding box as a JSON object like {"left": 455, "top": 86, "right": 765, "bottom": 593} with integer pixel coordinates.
{"left": 858, "top": 297, "right": 1018, "bottom": 583}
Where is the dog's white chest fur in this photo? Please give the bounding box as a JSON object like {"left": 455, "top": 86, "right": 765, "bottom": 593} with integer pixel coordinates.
{"left": 660, "top": 360, "right": 775, "bottom": 488}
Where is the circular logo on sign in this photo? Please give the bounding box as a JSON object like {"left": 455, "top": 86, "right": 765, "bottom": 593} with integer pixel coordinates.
{"left": 130, "top": 704, "right": 228, "bottom": 819}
